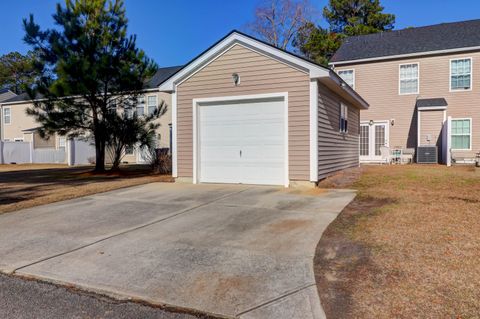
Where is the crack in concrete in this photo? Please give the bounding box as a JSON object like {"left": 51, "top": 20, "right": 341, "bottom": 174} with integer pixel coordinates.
{"left": 235, "top": 282, "right": 317, "bottom": 317}
{"left": 12, "top": 187, "right": 251, "bottom": 274}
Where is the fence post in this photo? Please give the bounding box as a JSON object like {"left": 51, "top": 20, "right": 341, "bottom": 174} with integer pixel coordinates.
{"left": 0, "top": 140, "right": 3, "bottom": 164}
{"left": 67, "top": 138, "right": 74, "bottom": 166}
{"left": 29, "top": 141, "right": 34, "bottom": 163}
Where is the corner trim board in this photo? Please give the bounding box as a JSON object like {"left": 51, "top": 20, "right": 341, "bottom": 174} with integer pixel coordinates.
{"left": 309, "top": 80, "right": 319, "bottom": 182}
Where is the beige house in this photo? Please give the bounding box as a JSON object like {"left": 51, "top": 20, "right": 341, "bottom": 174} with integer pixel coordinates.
{"left": 330, "top": 19, "right": 480, "bottom": 164}
{"left": 0, "top": 67, "right": 181, "bottom": 164}
{"left": 159, "top": 31, "right": 368, "bottom": 187}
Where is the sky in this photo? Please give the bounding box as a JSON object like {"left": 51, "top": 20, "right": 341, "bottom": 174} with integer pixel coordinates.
{"left": 1, "top": 0, "right": 479, "bottom": 67}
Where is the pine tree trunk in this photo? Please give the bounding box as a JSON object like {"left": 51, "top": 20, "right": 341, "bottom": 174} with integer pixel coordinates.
{"left": 94, "top": 136, "right": 106, "bottom": 172}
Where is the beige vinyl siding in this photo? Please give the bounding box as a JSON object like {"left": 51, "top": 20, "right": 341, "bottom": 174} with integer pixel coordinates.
{"left": 318, "top": 83, "right": 360, "bottom": 179}
{"left": 122, "top": 91, "right": 172, "bottom": 164}
{"left": 2, "top": 91, "right": 172, "bottom": 164}
{"left": 34, "top": 132, "right": 55, "bottom": 148}
{"left": 419, "top": 110, "right": 444, "bottom": 146}
{"left": 336, "top": 50, "right": 480, "bottom": 157}
{"left": 2, "top": 103, "right": 38, "bottom": 141}
{"left": 176, "top": 44, "right": 310, "bottom": 180}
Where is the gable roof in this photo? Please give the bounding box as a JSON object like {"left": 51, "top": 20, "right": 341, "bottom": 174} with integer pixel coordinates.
{"left": 159, "top": 30, "right": 368, "bottom": 109}
{"left": 331, "top": 19, "right": 480, "bottom": 64}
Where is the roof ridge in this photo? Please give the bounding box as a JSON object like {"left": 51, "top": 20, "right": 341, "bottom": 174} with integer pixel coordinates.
{"left": 345, "top": 18, "right": 480, "bottom": 41}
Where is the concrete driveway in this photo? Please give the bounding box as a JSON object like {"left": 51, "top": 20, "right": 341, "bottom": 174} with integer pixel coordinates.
{"left": 0, "top": 183, "right": 355, "bottom": 319}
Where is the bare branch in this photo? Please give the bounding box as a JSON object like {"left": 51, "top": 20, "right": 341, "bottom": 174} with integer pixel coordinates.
{"left": 247, "top": 0, "right": 313, "bottom": 50}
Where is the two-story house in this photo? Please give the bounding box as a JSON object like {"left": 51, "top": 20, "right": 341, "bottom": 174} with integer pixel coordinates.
{"left": 0, "top": 66, "right": 181, "bottom": 164}
{"left": 330, "top": 19, "right": 480, "bottom": 164}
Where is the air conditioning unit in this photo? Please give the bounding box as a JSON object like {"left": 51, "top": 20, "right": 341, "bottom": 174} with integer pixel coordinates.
{"left": 417, "top": 146, "right": 438, "bottom": 164}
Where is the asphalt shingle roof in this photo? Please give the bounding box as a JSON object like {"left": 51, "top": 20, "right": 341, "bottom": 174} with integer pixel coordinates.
{"left": 144, "top": 65, "right": 184, "bottom": 89}
{"left": 331, "top": 19, "right": 480, "bottom": 63}
{"left": 416, "top": 98, "right": 448, "bottom": 108}
{"left": 2, "top": 92, "right": 32, "bottom": 103}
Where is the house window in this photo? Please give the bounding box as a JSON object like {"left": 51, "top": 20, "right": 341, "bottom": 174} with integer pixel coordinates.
{"left": 3, "top": 107, "right": 11, "bottom": 124}
{"left": 147, "top": 95, "right": 157, "bottom": 115}
{"left": 125, "top": 145, "right": 134, "bottom": 155}
{"left": 339, "top": 103, "right": 348, "bottom": 133}
{"left": 58, "top": 137, "right": 66, "bottom": 149}
{"left": 338, "top": 70, "right": 355, "bottom": 89}
{"left": 399, "top": 63, "right": 419, "bottom": 94}
{"left": 451, "top": 118, "right": 471, "bottom": 150}
{"left": 136, "top": 96, "right": 145, "bottom": 116}
{"left": 451, "top": 58, "right": 472, "bottom": 91}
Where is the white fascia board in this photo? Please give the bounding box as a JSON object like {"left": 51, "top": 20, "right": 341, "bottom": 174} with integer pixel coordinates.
{"left": 325, "top": 70, "right": 369, "bottom": 110}
{"left": 171, "top": 90, "right": 178, "bottom": 177}
{"left": 159, "top": 32, "right": 330, "bottom": 92}
{"left": 417, "top": 106, "right": 448, "bottom": 111}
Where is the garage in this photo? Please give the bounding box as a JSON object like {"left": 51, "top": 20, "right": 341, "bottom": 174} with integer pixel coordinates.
{"left": 196, "top": 96, "right": 287, "bottom": 186}
{"left": 159, "top": 31, "right": 369, "bottom": 187}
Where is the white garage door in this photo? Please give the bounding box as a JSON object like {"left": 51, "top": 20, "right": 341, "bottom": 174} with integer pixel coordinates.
{"left": 198, "top": 98, "right": 286, "bottom": 186}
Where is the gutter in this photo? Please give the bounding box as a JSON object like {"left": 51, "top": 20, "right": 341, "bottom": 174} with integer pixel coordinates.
{"left": 317, "top": 70, "right": 369, "bottom": 109}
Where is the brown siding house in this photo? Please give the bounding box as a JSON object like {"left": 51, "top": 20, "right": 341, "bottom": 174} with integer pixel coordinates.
{"left": 160, "top": 31, "right": 368, "bottom": 187}
{"left": 331, "top": 19, "right": 480, "bottom": 164}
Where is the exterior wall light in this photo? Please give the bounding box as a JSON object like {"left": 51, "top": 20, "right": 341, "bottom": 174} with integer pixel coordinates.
{"left": 232, "top": 73, "right": 240, "bottom": 86}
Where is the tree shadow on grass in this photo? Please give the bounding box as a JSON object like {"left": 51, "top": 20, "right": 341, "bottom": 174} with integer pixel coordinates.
{"left": 0, "top": 165, "right": 161, "bottom": 207}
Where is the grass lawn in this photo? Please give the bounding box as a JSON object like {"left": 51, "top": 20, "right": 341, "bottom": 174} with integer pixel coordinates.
{"left": 316, "top": 165, "right": 480, "bottom": 318}
{"left": 0, "top": 164, "right": 172, "bottom": 214}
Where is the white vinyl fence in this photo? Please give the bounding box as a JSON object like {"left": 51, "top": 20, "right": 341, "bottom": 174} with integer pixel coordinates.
{"left": 1, "top": 141, "right": 31, "bottom": 164}
{"left": 0, "top": 138, "right": 95, "bottom": 165}
{"left": 68, "top": 139, "right": 96, "bottom": 166}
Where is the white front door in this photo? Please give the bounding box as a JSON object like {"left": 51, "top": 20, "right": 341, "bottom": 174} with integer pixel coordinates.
{"left": 360, "top": 121, "right": 390, "bottom": 162}
{"left": 198, "top": 98, "right": 286, "bottom": 186}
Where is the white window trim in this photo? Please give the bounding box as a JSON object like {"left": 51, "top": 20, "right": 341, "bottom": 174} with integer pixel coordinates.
{"left": 337, "top": 69, "right": 355, "bottom": 89}
{"left": 57, "top": 137, "right": 67, "bottom": 149}
{"left": 136, "top": 96, "right": 146, "bottom": 116}
{"left": 339, "top": 103, "right": 348, "bottom": 133}
{"left": 399, "top": 62, "right": 420, "bottom": 95}
{"left": 3, "top": 107, "right": 11, "bottom": 125}
{"left": 451, "top": 117, "right": 472, "bottom": 151}
{"left": 450, "top": 57, "right": 473, "bottom": 92}
{"left": 146, "top": 95, "right": 157, "bottom": 115}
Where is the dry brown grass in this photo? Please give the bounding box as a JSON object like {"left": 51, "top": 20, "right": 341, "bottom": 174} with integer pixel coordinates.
{"left": 0, "top": 164, "right": 173, "bottom": 214}
{"left": 316, "top": 165, "right": 480, "bottom": 319}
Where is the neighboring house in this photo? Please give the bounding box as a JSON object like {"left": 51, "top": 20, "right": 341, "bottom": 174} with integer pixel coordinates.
{"left": 159, "top": 31, "right": 368, "bottom": 187}
{"left": 330, "top": 19, "right": 480, "bottom": 164}
{"left": 0, "top": 89, "right": 16, "bottom": 139}
{"left": 0, "top": 66, "right": 181, "bottom": 164}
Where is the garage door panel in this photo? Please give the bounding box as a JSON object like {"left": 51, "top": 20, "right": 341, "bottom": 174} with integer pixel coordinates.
{"left": 198, "top": 98, "right": 286, "bottom": 186}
